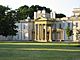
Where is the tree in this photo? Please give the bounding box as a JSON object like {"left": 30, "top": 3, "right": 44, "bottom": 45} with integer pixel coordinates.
{"left": 55, "top": 13, "right": 66, "bottom": 18}
{"left": 0, "top": 5, "right": 18, "bottom": 37}
{"left": 17, "top": 5, "right": 29, "bottom": 20}
{"left": 66, "top": 27, "right": 73, "bottom": 39}
{"left": 17, "top": 5, "right": 51, "bottom": 19}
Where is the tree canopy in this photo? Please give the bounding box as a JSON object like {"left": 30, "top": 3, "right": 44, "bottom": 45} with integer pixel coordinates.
{"left": 16, "top": 5, "right": 66, "bottom": 19}
{"left": 66, "top": 27, "right": 73, "bottom": 39}
{"left": 0, "top": 5, "right": 18, "bottom": 37}
{"left": 16, "top": 5, "right": 51, "bottom": 19}
{"left": 55, "top": 13, "right": 66, "bottom": 18}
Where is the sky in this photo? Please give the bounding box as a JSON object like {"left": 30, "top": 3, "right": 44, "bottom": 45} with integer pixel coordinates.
{"left": 0, "top": 0, "right": 80, "bottom": 17}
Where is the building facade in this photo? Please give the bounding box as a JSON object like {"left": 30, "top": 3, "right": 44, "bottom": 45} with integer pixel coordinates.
{"left": 13, "top": 17, "right": 34, "bottom": 41}
{"left": 34, "top": 8, "right": 80, "bottom": 42}
{"left": 0, "top": 17, "right": 34, "bottom": 41}
{"left": 0, "top": 8, "right": 80, "bottom": 42}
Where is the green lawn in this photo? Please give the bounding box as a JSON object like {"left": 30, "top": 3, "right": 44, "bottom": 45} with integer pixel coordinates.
{"left": 0, "top": 43, "right": 80, "bottom": 60}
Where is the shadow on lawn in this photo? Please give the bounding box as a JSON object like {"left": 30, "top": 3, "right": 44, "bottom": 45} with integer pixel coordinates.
{"left": 76, "top": 45, "right": 80, "bottom": 47}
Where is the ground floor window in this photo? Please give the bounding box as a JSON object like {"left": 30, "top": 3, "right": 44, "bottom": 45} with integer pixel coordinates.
{"left": 76, "top": 34, "right": 80, "bottom": 40}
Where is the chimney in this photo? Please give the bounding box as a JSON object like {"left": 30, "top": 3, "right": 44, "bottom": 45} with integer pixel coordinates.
{"left": 50, "top": 12, "right": 53, "bottom": 18}
{"left": 34, "top": 12, "right": 37, "bottom": 19}
{"left": 42, "top": 9, "right": 46, "bottom": 18}
{"left": 50, "top": 11, "right": 56, "bottom": 19}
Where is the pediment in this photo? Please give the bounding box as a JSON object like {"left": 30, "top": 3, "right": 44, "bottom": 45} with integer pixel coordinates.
{"left": 35, "top": 17, "right": 48, "bottom": 21}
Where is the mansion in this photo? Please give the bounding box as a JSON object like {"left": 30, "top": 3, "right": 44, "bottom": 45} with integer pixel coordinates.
{"left": 0, "top": 8, "right": 80, "bottom": 42}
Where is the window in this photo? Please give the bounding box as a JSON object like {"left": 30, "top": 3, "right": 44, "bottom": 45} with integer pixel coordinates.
{"left": 24, "top": 25, "right": 25, "bottom": 29}
{"left": 63, "top": 23, "right": 65, "bottom": 27}
{"left": 16, "top": 24, "right": 19, "bottom": 29}
{"left": 16, "top": 25, "right": 19, "bottom": 29}
{"left": 24, "top": 33, "right": 25, "bottom": 39}
{"left": 54, "top": 24, "right": 56, "bottom": 28}
{"left": 17, "top": 34, "right": 19, "bottom": 39}
{"left": 68, "top": 23, "right": 70, "bottom": 27}
{"left": 59, "top": 24, "right": 62, "bottom": 29}
{"left": 76, "top": 23, "right": 78, "bottom": 27}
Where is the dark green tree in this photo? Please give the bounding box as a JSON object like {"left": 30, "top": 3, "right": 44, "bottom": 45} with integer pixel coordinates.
{"left": 66, "top": 27, "right": 73, "bottom": 39}
{"left": 17, "top": 5, "right": 29, "bottom": 20}
{"left": 56, "top": 13, "right": 66, "bottom": 18}
{"left": 0, "top": 5, "right": 18, "bottom": 37}
{"left": 17, "top": 5, "right": 51, "bottom": 19}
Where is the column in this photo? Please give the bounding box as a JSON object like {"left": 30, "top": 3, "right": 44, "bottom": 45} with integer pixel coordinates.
{"left": 45, "top": 24, "right": 47, "bottom": 41}
{"left": 41, "top": 24, "right": 43, "bottom": 40}
{"left": 40, "top": 24, "right": 41, "bottom": 40}
{"left": 49, "top": 27, "right": 52, "bottom": 42}
{"left": 61, "top": 31, "right": 63, "bottom": 40}
{"left": 38, "top": 24, "right": 40, "bottom": 41}
{"left": 60, "top": 31, "right": 62, "bottom": 42}
{"left": 35, "top": 24, "right": 36, "bottom": 41}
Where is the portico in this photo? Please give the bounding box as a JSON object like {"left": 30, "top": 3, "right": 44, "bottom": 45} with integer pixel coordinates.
{"left": 34, "top": 17, "right": 53, "bottom": 42}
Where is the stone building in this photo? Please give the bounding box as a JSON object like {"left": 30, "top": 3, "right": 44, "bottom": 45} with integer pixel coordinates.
{"left": 0, "top": 8, "right": 80, "bottom": 42}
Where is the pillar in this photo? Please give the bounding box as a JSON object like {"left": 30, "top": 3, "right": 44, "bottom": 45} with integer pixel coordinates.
{"left": 61, "top": 31, "right": 63, "bottom": 40}
{"left": 38, "top": 24, "right": 40, "bottom": 41}
{"left": 40, "top": 24, "right": 41, "bottom": 40}
{"left": 41, "top": 24, "right": 43, "bottom": 40}
{"left": 60, "top": 31, "right": 62, "bottom": 42}
{"left": 45, "top": 24, "right": 47, "bottom": 41}
{"left": 35, "top": 24, "right": 36, "bottom": 41}
{"left": 49, "top": 27, "right": 52, "bottom": 42}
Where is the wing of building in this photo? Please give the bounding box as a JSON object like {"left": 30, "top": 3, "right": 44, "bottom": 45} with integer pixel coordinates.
{"left": 0, "top": 8, "right": 80, "bottom": 42}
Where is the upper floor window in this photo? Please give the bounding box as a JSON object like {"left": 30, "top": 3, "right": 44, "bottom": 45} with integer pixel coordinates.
{"left": 76, "top": 22, "right": 78, "bottom": 27}
{"left": 68, "top": 23, "right": 70, "bottom": 27}
{"left": 16, "top": 25, "right": 19, "bottom": 29}
{"left": 24, "top": 25, "right": 25, "bottom": 29}
{"left": 63, "top": 23, "right": 65, "bottom": 27}
{"left": 59, "top": 24, "right": 62, "bottom": 29}
{"left": 16, "top": 24, "right": 19, "bottom": 29}
{"left": 54, "top": 24, "right": 56, "bottom": 28}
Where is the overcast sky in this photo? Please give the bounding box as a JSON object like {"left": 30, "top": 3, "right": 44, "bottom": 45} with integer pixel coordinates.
{"left": 0, "top": 0, "right": 80, "bottom": 17}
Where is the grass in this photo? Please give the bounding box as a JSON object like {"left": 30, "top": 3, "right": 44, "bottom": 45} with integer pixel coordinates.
{"left": 0, "top": 42, "right": 80, "bottom": 60}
